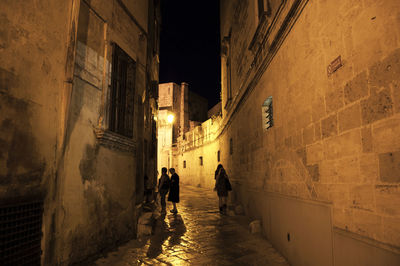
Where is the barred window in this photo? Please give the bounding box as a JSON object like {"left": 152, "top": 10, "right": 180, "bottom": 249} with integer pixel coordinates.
{"left": 109, "top": 44, "right": 136, "bottom": 138}
{"left": 183, "top": 160, "right": 186, "bottom": 168}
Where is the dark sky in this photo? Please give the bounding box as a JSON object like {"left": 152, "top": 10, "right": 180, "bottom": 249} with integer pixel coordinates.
{"left": 159, "top": 1, "right": 221, "bottom": 109}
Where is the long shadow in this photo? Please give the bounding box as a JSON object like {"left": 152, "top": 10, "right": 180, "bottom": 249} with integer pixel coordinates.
{"left": 167, "top": 214, "right": 187, "bottom": 246}
{"left": 146, "top": 213, "right": 187, "bottom": 258}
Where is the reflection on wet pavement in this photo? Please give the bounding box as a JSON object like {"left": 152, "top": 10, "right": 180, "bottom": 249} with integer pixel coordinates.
{"left": 93, "top": 185, "right": 289, "bottom": 265}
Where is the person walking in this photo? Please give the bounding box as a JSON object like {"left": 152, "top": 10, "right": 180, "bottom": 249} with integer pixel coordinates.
{"left": 158, "top": 167, "right": 170, "bottom": 214}
{"left": 214, "top": 164, "right": 232, "bottom": 214}
{"left": 168, "top": 168, "right": 180, "bottom": 214}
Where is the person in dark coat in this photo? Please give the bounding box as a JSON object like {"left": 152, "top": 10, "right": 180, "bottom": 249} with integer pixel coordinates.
{"left": 168, "top": 168, "right": 180, "bottom": 214}
{"left": 158, "top": 167, "right": 170, "bottom": 213}
{"left": 214, "top": 164, "right": 231, "bottom": 214}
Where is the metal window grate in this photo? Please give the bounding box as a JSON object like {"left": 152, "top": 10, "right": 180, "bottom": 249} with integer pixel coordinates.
{"left": 0, "top": 201, "right": 43, "bottom": 265}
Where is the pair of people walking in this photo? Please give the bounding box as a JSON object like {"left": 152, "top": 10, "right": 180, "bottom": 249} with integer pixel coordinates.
{"left": 158, "top": 167, "right": 179, "bottom": 214}
{"left": 214, "top": 164, "right": 232, "bottom": 214}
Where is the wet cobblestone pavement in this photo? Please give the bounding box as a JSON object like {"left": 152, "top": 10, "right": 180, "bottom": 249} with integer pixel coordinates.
{"left": 93, "top": 185, "right": 289, "bottom": 265}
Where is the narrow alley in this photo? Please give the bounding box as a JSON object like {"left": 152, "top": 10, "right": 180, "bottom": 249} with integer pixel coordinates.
{"left": 92, "top": 185, "right": 288, "bottom": 266}
{"left": 2, "top": 1, "right": 400, "bottom": 265}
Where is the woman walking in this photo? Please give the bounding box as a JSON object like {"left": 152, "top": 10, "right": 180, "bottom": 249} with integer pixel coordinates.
{"left": 214, "top": 164, "right": 231, "bottom": 214}
{"left": 168, "top": 168, "right": 180, "bottom": 213}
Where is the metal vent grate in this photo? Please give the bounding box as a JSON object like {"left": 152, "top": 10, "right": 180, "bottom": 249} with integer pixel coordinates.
{"left": 0, "top": 201, "right": 43, "bottom": 265}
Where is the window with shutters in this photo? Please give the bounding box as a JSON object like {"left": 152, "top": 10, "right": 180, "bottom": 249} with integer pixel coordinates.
{"left": 262, "top": 96, "right": 273, "bottom": 130}
{"left": 109, "top": 44, "right": 136, "bottom": 138}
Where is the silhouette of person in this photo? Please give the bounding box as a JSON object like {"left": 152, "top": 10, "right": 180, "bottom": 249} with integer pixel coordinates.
{"left": 158, "top": 167, "right": 170, "bottom": 213}
{"left": 214, "top": 164, "right": 231, "bottom": 214}
{"left": 167, "top": 168, "right": 179, "bottom": 213}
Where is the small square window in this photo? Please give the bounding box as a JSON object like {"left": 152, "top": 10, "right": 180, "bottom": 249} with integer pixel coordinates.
{"left": 183, "top": 160, "right": 186, "bottom": 168}
{"left": 262, "top": 96, "right": 273, "bottom": 130}
{"left": 217, "top": 150, "right": 220, "bottom": 162}
{"left": 199, "top": 156, "right": 203, "bottom": 166}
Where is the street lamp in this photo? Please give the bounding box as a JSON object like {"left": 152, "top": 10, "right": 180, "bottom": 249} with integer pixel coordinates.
{"left": 167, "top": 114, "right": 174, "bottom": 124}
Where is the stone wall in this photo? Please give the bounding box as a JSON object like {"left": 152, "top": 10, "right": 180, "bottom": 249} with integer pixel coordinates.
{"left": 0, "top": 0, "right": 159, "bottom": 264}
{"left": 176, "top": 0, "right": 400, "bottom": 265}
{"left": 173, "top": 116, "right": 222, "bottom": 189}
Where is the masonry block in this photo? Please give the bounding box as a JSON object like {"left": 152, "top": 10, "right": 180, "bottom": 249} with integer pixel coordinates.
{"left": 307, "top": 164, "right": 320, "bottom": 182}
{"left": 372, "top": 116, "right": 400, "bottom": 153}
{"left": 319, "top": 160, "right": 338, "bottom": 183}
{"left": 303, "top": 124, "right": 315, "bottom": 145}
{"left": 361, "top": 88, "right": 393, "bottom": 125}
{"left": 375, "top": 185, "right": 400, "bottom": 216}
{"left": 361, "top": 126, "right": 373, "bottom": 153}
{"left": 379, "top": 151, "right": 400, "bottom": 183}
{"left": 324, "top": 129, "right": 362, "bottom": 160}
{"left": 368, "top": 48, "right": 400, "bottom": 90}
{"left": 344, "top": 71, "right": 368, "bottom": 104}
{"left": 312, "top": 95, "right": 326, "bottom": 122}
{"left": 325, "top": 89, "right": 344, "bottom": 114}
{"left": 352, "top": 209, "right": 383, "bottom": 240}
{"left": 292, "top": 130, "right": 303, "bottom": 149}
{"left": 392, "top": 81, "right": 400, "bottom": 113}
{"left": 382, "top": 216, "right": 400, "bottom": 246}
{"left": 296, "top": 147, "right": 306, "bottom": 166}
{"left": 338, "top": 103, "right": 361, "bottom": 132}
{"left": 306, "top": 142, "right": 323, "bottom": 165}
{"left": 350, "top": 185, "right": 375, "bottom": 211}
{"left": 333, "top": 207, "right": 353, "bottom": 231}
{"left": 314, "top": 121, "right": 322, "bottom": 141}
{"left": 329, "top": 184, "right": 350, "bottom": 208}
{"left": 336, "top": 156, "right": 360, "bottom": 183}
{"left": 359, "top": 153, "right": 379, "bottom": 183}
{"left": 321, "top": 114, "right": 338, "bottom": 139}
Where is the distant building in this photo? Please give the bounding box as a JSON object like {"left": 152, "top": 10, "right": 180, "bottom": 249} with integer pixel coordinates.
{"left": 157, "top": 82, "right": 208, "bottom": 171}
{"left": 0, "top": 1, "right": 160, "bottom": 264}
{"left": 208, "top": 102, "right": 222, "bottom": 118}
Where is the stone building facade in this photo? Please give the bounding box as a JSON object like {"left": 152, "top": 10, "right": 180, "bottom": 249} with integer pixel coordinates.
{"left": 172, "top": 0, "right": 400, "bottom": 265}
{"left": 0, "top": 0, "right": 160, "bottom": 265}
{"left": 157, "top": 82, "right": 208, "bottom": 172}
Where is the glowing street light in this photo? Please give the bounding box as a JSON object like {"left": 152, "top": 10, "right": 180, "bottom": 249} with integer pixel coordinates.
{"left": 167, "top": 114, "right": 174, "bottom": 124}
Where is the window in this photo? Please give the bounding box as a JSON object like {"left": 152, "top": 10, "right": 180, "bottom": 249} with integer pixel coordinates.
{"left": 262, "top": 96, "right": 273, "bottom": 130}
{"left": 199, "top": 156, "right": 203, "bottom": 166}
{"left": 230, "top": 138, "right": 233, "bottom": 155}
{"left": 109, "top": 44, "right": 136, "bottom": 138}
{"left": 217, "top": 150, "right": 221, "bottom": 162}
{"left": 183, "top": 160, "right": 186, "bottom": 168}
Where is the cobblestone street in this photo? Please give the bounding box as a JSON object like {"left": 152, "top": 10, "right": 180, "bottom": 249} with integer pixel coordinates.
{"left": 92, "top": 185, "right": 289, "bottom": 265}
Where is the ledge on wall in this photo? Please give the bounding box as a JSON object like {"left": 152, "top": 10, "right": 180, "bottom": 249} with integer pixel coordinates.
{"left": 95, "top": 128, "right": 136, "bottom": 154}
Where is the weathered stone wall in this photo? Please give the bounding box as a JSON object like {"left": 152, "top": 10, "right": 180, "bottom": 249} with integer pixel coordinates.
{"left": 176, "top": 0, "right": 400, "bottom": 264}
{"left": 0, "top": 1, "right": 74, "bottom": 264}
{"left": 173, "top": 116, "right": 222, "bottom": 189}
{"left": 1, "top": 0, "right": 159, "bottom": 264}
{"left": 57, "top": 0, "right": 155, "bottom": 263}
{"left": 222, "top": 0, "right": 400, "bottom": 264}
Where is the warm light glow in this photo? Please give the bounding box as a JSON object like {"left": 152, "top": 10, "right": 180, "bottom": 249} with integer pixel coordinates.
{"left": 167, "top": 114, "right": 174, "bottom": 124}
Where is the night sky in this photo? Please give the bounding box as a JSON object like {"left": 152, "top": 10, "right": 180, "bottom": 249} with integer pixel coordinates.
{"left": 159, "top": 1, "right": 221, "bottom": 109}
